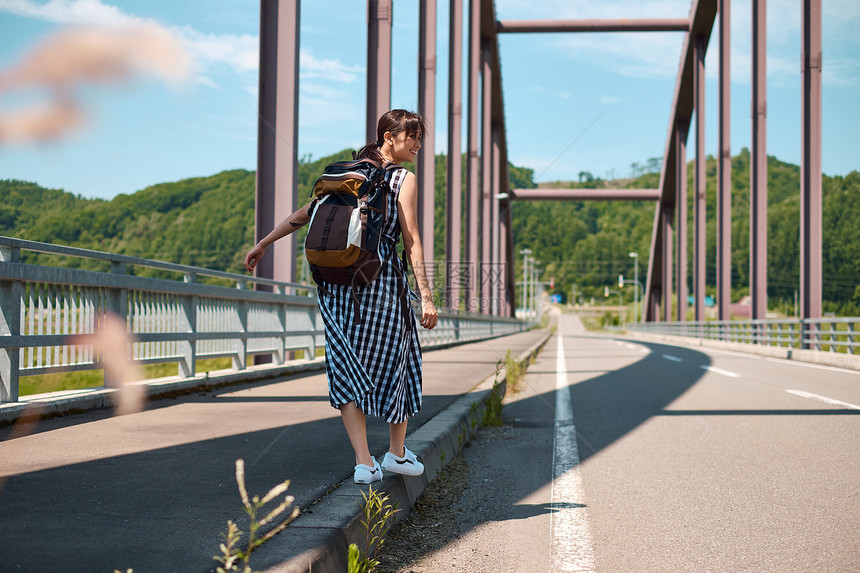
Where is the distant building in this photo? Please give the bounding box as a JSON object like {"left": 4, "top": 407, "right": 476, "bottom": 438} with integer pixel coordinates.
{"left": 730, "top": 295, "right": 752, "bottom": 319}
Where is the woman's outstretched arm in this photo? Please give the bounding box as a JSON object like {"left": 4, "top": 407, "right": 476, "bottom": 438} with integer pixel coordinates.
{"left": 397, "top": 171, "right": 438, "bottom": 330}
{"left": 244, "top": 201, "right": 315, "bottom": 272}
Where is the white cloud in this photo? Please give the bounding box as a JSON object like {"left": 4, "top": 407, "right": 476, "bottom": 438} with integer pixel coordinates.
{"left": 701, "top": 0, "right": 859, "bottom": 90}
{"left": 0, "top": 0, "right": 143, "bottom": 26}
{"left": 822, "top": 58, "right": 860, "bottom": 88}
{"left": 601, "top": 95, "right": 620, "bottom": 104}
{"left": 300, "top": 49, "right": 363, "bottom": 83}
{"left": 179, "top": 27, "right": 259, "bottom": 75}
{"left": 299, "top": 81, "right": 360, "bottom": 128}
{"left": 555, "top": 33, "right": 685, "bottom": 79}
{"left": 194, "top": 75, "right": 219, "bottom": 90}
{"left": 531, "top": 84, "right": 571, "bottom": 99}
{"left": 498, "top": 0, "right": 858, "bottom": 89}
{"left": 496, "top": 0, "right": 690, "bottom": 20}
{"left": 1, "top": 1, "right": 363, "bottom": 89}
{"left": 497, "top": 0, "right": 690, "bottom": 79}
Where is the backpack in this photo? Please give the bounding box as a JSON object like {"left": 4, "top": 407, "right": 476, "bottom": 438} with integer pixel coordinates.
{"left": 305, "top": 158, "right": 401, "bottom": 289}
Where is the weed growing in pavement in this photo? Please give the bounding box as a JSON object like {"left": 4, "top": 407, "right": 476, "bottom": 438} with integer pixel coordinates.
{"left": 482, "top": 359, "right": 504, "bottom": 426}
{"left": 503, "top": 350, "right": 528, "bottom": 394}
{"left": 349, "top": 486, "right": 401, "bottom": 573}
{"left": 213, "top": 459, "right": 300, "bottom": 573}
{"left": 482, "top": 379, "right": 504, "bottom": 426}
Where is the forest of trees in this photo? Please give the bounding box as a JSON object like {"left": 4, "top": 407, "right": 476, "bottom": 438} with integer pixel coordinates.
{"left": 1, "top": 148, "right": 858, "bottom": 315}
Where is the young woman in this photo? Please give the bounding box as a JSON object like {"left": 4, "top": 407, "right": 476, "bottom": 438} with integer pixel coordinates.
{"left": 244, "top": 109, "right": 437, "bottom": 484}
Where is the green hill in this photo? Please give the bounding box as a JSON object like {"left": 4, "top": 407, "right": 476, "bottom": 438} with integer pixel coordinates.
{"left": 510, "top": 148, "right": 860, "bottom": 315}
{"left": 1, "top": 149, "right": 858, "bottom": 315}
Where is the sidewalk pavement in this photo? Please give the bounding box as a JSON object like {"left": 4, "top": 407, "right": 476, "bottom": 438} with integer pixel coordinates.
{"left": 0, "top": 328, "right": 550, "bottom": 573}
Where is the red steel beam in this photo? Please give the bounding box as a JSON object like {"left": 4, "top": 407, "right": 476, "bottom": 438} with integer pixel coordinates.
{"left": 256, "top": 0, "right": 300, "bottom": 287}
{"left": 509, "top": 189, "right": 660, "bottom": 201}
{"left": 800, "top": 0, "right": 822, "bottom": 321}
{"left": 694, "top": 35, "right": 706, "bottom": 321}
{"left": 366, "top": 0, "right": 392, "bottom": 142}
{"left": 500, "top": 198, "right": 514, "bottom": 316}
{"left": 662, "top": 206, "right": 674, "bottom": 321}
{"left": 418, "top": 0, "right": 436, "bottom": 277}
{"left": 481, "top": 0, "right": 517, "bottom": 317}
{"left": 480, "top": 39, "right": 492, "bottom": 314}
{"left": 643, "top": 0, "right": 717, "bottom": 321}
{"left": 717, "top": 0, "right": 732, "bottom": 321}
{"left": 497, "top": 18, "right": 690, "bottom": 33}
{"left": 492, "top": 124, "right": 502, "bottom": 314}
{"left": 465, "top": 0, "right": 481, "bottom": 311}
{"left": 750, "top": 0, "right": 767, "bottom": 321}
{"left": 676, "top": 121, "right": 689, "bottom": 321}
{"left": 446, "top": 0, "right": 463, "bottom": 310}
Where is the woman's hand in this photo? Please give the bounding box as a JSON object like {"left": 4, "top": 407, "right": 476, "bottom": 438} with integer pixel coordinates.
{"left": 243, "top": 243, "right": 266, "bottom": 272}
{"left": 420, "top": 298, "right": 437, "bottom": 330}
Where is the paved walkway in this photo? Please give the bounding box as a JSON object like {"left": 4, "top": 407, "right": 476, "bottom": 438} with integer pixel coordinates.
{"left": 0, "top": 329, "right": 546, "bottom": 573}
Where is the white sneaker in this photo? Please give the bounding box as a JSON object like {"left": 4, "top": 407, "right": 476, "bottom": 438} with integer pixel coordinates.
{"left": 381, "top": 447, "right": 424, "bottom": 477}
{"left": 354, "top": 457, "right": 383, "bottom": 484}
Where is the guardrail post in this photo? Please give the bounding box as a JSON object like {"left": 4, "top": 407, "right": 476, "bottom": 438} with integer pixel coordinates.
{"left": 235, "top": 281, "right": 248, "bottom": 370}
{"left": 848, "top": 321, "right": 855, "bottom": 355}
{"left": 273, "top": 284, "right": 285, "bottom": 365}
{"left": 105, "top": 261, "right": 128, "bottom": 388}
{"left": 1, "top": 246, "right": 21, "bottom": 402}
{"left": 305, "top": 305, "right": 316, "bottom": 360}
{"left": 179, "top": 273, "right": 197, "bottom": 378}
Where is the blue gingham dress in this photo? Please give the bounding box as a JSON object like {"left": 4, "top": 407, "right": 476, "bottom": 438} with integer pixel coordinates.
{"left": 316, "top": 167, "right": 423, "bottom": 423}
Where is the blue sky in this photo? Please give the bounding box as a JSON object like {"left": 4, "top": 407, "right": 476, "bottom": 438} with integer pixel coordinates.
{"left": 0, "top": 0, "right": 858, "bottom": 200}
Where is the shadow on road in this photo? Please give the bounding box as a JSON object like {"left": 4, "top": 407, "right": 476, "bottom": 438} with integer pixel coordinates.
{"left": 0, "top": 383, "right": 466, "bottom": 573}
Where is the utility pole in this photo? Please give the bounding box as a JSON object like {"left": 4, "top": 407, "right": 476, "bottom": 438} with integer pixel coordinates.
{"left": 629, "top": 251, "right": 640, "bottom": 322}
{"left": 520, "top": 248, "right": 531, "bottom": 319}
{"left": 531, "top": 260, "right": 541, "bottom": 321}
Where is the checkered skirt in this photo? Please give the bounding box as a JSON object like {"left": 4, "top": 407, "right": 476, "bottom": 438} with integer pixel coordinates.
{"left": 316, "top": 167, "right": 423, "bottom": 423}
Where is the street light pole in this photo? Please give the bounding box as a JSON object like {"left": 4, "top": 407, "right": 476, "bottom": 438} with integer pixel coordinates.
{"left": 520, "top": 248, "right": 531, "bottom": 319}
{"left": 629, "top": 252, "right": 639, "bottom": 322}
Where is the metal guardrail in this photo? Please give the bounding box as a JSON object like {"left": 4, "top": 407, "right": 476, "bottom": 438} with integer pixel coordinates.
{"left": 0, "top": 237, "right": 527, "bottom": 403}
{"left": 628, "top": 318, "right": 858, "bottom": 354}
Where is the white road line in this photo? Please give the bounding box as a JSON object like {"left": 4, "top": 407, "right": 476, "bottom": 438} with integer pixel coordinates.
{"left": 662, "top": 354, "right": 683, "bottom": 362}
{"left": 625, "top": 343, "right": 638, "bottom": 350}
{"left": 700, "top": 365, "right": 741, "bottom": 378}
{"left": 765, "top": 357, "right": 860, "bottom": 375}
{"left": 551, "top": 333, "right": 596, "bottom": 572}
{"left": 786, "top": 389, "right": 860, "bottom": 410}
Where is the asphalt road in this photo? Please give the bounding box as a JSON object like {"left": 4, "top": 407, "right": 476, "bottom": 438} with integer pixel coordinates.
{"left": 398, "top": 311, "right": 860, "bottom": 572}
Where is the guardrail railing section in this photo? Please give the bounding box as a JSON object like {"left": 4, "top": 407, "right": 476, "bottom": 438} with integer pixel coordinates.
{"left": 196, "top": 296, "right": 243, "bottom": 368}
{"left": 1, "top": 236, "right": 529, "bottom": 403}
{"left": 630, "top": 317, "right": 858, "bottom": 355}
{"left": 21, "top": 281, "right": 102, "bottom": 377}
{"left": 129, "top": 288, "right": 187, "bottom": 376}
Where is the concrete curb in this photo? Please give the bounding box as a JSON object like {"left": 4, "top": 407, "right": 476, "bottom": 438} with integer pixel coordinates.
{"left": 623, "top": 331, "right": 860, "bottom": 371}
{"left": 255, "top": 328, "right": 553, "bottom": 573}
